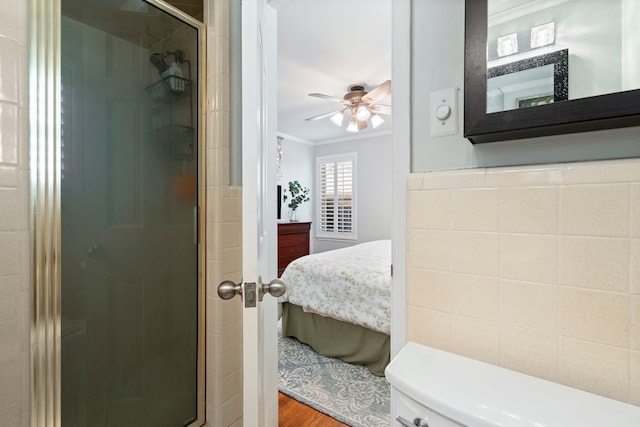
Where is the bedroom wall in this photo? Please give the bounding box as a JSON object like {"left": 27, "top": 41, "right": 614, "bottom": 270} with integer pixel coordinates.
{"left": 277, "top": 137, "right": 314, "bottom": 224}
{"left": 314, "top": 133, "right": 393, "bottom": 253}
{"left": 404, "top": 0, "right": 640, "bottom": 406}
{"left": 277, "top": 133, "right": 393, "bottom": 255}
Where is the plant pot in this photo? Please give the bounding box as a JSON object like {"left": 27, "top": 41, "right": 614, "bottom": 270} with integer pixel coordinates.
{"left": 288, "top": 208, "right": 299, "bottom": 222}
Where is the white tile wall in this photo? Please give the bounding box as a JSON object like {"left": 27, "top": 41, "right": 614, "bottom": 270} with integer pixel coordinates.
{"left": 0, "top": 2, "right": 241, "bottom": 425}
{"left": 205, "top": 0, "right": 244, "bottom": 425}
{"left": 407, "top": 158, "right": 640, "bottom": 405}
{"left": 0, "top": 1, "right": 29, "bottom": 426}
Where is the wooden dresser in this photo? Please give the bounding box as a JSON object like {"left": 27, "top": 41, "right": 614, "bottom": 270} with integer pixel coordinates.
{"left": 277, "top": 222, "right": 311, "bottom": 277}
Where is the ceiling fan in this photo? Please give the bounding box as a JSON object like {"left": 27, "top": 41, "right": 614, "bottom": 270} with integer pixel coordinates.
{"left": 305, "top": 80, "right": 392, "bottom": 133}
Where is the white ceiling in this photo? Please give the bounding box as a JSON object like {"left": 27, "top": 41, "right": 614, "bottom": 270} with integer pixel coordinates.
{"left": 276, "top": 0, "right": 392, "bottom": 144}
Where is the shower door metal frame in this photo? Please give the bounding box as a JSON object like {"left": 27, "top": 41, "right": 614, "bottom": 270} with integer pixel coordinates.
{"left": 28, "top": 0, "right": 207, "bottom": 425}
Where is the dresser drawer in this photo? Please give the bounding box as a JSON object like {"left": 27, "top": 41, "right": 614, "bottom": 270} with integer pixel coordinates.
{"left": 279, "top": 232, "right": 308, "bottom": 247}
{"left": 277, "top": 222, "right": 311, "bottom": 277}
{"left": 278, "top": 255, "right": 303, "bottom": 272}
{"left": 279, "top": 243, "right": 308, "bottom": 258}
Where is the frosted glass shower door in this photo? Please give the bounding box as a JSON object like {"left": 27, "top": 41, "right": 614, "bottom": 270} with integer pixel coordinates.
{"left": 60, "top": 1, "right": 203, "bottom": 426}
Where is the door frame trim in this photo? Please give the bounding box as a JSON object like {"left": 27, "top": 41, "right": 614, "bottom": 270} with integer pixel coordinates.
{"left": 28, "top": 1, "right": 207, "bottom": 425}
{"left": 29, "top": 0, "right": 62, "bottom": 424}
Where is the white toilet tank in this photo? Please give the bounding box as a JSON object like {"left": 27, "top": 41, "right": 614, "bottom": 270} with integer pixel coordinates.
{"left": 385, "top": 342, "right": 640, "bottom": 427}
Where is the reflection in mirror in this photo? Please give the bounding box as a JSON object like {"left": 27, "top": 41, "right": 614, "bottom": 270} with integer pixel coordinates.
{"left": 464, "top": 0, "right": 640, "bottom": 143}
{"left": 487, "top": 0, "right": 640, "bottom": 105}
{"left": 465, "top": 0, "right": 640, "bottom": 143}
{"left": 487, "top": 49, "right": 568, "bottom": 113}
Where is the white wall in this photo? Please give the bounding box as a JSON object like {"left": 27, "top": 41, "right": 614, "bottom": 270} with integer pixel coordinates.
{"left": 0, "top": 2, "right": 30, "bottom": 425}
{"left": 411, "top": 0, "right": 640, "bottom": 173}
{"left": 622, "top": 0, "right": 640, "bottom": 91}
{"left": 277, "top": 133, "right": 393, "bottom": 254}
{"left": 277, "top": 137, "right": 314, "bottom": 223}
{"left": 313, "top": 133, "right": 393, "bottom": 253}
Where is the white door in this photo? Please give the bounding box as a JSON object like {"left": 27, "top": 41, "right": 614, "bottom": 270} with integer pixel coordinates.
{"left": 241, "top": 0, "right": 280, "bottom": 425}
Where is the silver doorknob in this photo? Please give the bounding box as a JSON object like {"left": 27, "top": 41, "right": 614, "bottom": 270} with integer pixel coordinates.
{"left": 217, "top": 280, "right": 242, "bottom": 300}
{"left": 259, "top": 277, "right": 286, "bottom": 301}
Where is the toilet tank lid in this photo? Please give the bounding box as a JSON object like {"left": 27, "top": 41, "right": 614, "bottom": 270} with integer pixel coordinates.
{"left": 385, "top": 342, "right": 640, "bottom": 427}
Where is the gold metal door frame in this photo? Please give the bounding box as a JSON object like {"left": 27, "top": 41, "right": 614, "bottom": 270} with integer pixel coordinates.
{"left": 28, "top": 1, "right": 207, "bottom": 425}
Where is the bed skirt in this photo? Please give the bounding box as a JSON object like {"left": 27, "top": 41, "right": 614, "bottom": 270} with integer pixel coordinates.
{"left": 281, "top": 302, "right": 390, "bottom": 376}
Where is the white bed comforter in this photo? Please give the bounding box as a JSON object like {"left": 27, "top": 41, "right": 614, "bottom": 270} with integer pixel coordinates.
{"left": 280, "top": 240, "right": 391, "bottom": 334}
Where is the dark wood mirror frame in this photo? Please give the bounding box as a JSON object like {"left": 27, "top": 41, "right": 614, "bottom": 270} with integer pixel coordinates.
{"left": 464, "top": 0, "right": 640, "bottom": 144}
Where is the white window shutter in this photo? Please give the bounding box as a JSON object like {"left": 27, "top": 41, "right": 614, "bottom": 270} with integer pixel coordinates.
{"left": 316, "top": 154, "right": 356, "bottom": 240}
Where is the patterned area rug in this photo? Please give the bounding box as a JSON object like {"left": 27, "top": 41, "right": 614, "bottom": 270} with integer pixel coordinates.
{"left": 278, "top": 333, "right": 390, "bottom": 427}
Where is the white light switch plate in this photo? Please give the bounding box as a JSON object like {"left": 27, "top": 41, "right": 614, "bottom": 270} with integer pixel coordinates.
{"left": 430, "top": 87, "right": 459, "bottom": 137}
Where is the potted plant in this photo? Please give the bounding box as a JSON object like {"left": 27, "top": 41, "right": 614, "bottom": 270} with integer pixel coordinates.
{"left": 283, "top": 180, "right": 310, "bottom": 222}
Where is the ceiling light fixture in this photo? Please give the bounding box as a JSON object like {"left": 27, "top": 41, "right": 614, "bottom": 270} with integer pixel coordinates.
{"left": 370, "top": 114, "right": 384, "bottom": 129}
{"left": 497, "top": 33, "right": 518, "bottom": 57}
{"left": 346, "top": 119, "right": 359, "bottom": 133}
{"left": 306, "top": 81, "right": 392, "bottom": 133}
{"left": 330, "top": 111, "right": 344, "bottom": 127}
{"left": 355, "top": 105, "right": 371, "bottom": 121}
{"left": 531, "top": 22, "right": 555, "bottom": 48}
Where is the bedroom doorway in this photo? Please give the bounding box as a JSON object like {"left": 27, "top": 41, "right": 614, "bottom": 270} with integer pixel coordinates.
{"left": 273, "top": 0, "right": 393, "bottom": 424}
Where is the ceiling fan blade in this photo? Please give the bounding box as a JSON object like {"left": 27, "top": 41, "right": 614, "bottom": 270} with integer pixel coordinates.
{"left": 309, "top": 93, "right": 349, "bottom": 104}
{"left": 357, "top": 120, "right": 368, "bottom": 130}
{"left": 362, "top": 80, "right": 391, "bottom": 103}
{"left": 370, "top": 104, "right": 391, "bottom": 116}
{"left": 305, "top": 110, "right": 340, "bottom": 121}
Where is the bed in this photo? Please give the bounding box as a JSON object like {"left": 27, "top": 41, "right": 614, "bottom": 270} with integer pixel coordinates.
{"left": 279, "top": 239, "right": 391, "bottom": 376}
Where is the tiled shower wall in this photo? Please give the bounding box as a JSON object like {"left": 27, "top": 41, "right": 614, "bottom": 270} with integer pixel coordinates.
{"left": 406, "top": 158, "right": 640, "bottom": 404}
{"left": 0, "top": 2, "right": 241, "bottom": 426}
{"left": 0, "top": 2, "right": 30, "bottom": 426}
{"left": 205, "top": 0, "right": 244, "bottom": 425}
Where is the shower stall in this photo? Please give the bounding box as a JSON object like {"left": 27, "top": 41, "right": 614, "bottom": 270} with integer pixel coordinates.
{"left": 52, "top": 0, "right": 206, "bottom": 425}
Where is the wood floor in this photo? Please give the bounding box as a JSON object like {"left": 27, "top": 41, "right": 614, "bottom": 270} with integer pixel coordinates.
{"left": 278, "top": 392, "right": 349, "bottom": 427}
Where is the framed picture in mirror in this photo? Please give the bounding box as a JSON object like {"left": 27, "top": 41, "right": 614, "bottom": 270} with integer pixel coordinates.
{"left": 464, "top": 0, "right": 640, "bottom": 144}
{"left": 487, "top": 49, "right": 568, "bottom": 113}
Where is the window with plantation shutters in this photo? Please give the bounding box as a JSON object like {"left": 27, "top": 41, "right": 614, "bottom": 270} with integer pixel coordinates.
{"left": 316, "top": 153, "right": 357, "bottom": 240}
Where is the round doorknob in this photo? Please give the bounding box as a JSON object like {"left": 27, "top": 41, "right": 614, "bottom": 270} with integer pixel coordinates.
{"left": 217, "top": 280, "right": 242, "bottom": 300}
{"left": 262, "top": 278, "right": 286, "bottom": 298}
